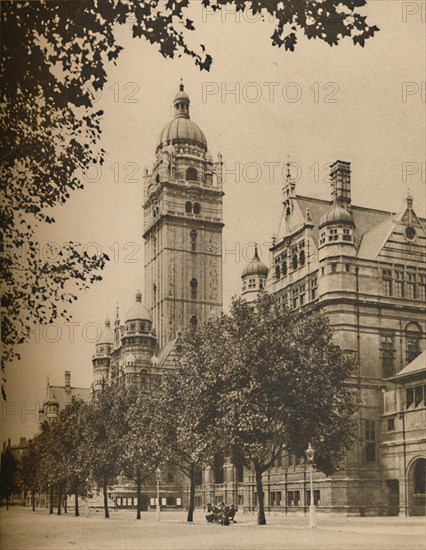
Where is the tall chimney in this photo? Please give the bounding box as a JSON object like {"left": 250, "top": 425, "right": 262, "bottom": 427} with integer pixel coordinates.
{"left": 330, "top": 160, "right": 351, "bottom": 209}
{"left": 65, "top": 370, "right": 71, "bottom": 391}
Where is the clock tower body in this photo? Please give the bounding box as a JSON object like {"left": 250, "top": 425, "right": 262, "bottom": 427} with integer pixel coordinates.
{"left": 143, "top": 84, "right": 224, "bottom": 349}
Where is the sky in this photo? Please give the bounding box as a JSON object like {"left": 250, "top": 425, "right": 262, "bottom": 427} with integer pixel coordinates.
{"left": 2, "top": 1, "right": 425, "bottom": 443}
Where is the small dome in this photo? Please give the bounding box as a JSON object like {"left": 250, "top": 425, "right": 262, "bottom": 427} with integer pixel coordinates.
{"left": 97, "top": 318, "right": 114, "bottom": 345}
{"left": 47, "top": 395, "right": 59, "bottom": 407}
{"left": 319, "top": 201, "right": 354, "bottom": 228}
{"left": 242, "top": 245, "right": 269, "bottom": 278}
{"left": 125, "top": 290, "right": 152, "bottom": 323}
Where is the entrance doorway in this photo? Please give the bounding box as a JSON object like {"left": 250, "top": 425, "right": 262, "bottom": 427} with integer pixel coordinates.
{"left": 408, "top": 458, "right": 425, "bottom": 516}
{"left": 385, "top": 480, "right": 399, "bottom": 516}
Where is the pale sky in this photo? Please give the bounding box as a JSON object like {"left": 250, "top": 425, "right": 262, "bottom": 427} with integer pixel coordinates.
{"left": 3, "top": 2, "right": 425, "bottom": 443}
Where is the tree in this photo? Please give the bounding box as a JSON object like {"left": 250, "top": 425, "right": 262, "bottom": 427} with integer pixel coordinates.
{"left": 85, "top": 385, "right": 129, "bottom": 518}
{"left": 0, "top": 447, "right": 18, "bottom": 509}
{"left": 155, "top": 320, "right": 227, "bottom": 522}
{"left": 0, "top": 1, "right": 378, "bottom": 395}
{"left": 120, "top": 389, "right": 161, "bottom": 520}
{"left": 219, "top": 294, "right": 358, "bottom": 525}
{"left": 18, "top": 441, "right": 39, "bottom": 511}
{"left": 53, "top": 397, "right": 92, "bottom": 517}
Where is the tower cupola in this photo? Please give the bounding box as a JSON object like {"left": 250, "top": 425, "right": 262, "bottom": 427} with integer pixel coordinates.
{"left": 241, "top": 245, "right": 269, "bottom": 302}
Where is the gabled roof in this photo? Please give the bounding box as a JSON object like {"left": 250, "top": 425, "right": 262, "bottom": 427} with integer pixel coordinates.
{"left": 391, "top": 351, "right": 426, "bottom": 381}
{"left": 357, "top": 218, "right": 397, "bottom": 259}
{"left": 158, "top": 337, "right": 180, "bottom": 369}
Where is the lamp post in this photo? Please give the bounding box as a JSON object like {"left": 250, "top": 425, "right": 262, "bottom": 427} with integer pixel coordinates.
{"left": 155, "top": 467, "right": 161, "bottom": 521}
{"left": 305, "top": 443, "right": 317, "bottom": 529}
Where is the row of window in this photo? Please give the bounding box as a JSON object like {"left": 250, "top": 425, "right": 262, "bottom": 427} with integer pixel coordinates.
{"left": 279, "top": 278, "right": 318, "bottom": 309}
{"left": 319, "top": 227, "right": 353, "bottom": 246}
{"left": 382, "top": 269, "right": 426, "bottom": 301}
{"left": 274, "top": 241, "right": 306, "bottom": 279}
{"left": 242, "top": 277, "right": 266, "bottom": 291}
{"left": 406, "top": 385, "right": 426, "bottom": 409}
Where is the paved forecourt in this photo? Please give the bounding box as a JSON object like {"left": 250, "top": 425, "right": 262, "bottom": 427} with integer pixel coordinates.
{"left": 1, "top": 508, "right": 424, "bottom": 550}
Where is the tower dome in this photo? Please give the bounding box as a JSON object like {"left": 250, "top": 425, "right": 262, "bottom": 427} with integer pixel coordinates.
{"left": 97, "top": 317, "right": 115, "bottom": 345}
{"left": 125, "top": 290, "right": 152, "bottom": 323}
{"left": 157, "top": 83, "right": 207, "bottom": 151}
{"left": 319, "top": 200, "right": 354, "bottom": 229}
{"left": 242, "top": 245, "right": 269, "bottom": 278}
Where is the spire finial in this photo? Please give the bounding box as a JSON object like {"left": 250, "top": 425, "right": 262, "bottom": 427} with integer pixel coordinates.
{"left": 406, "top": 188, "right": 413, "bottom": 208}
{"left": 115, "top": 303, "right": 119, "bottom": 319}
{"left": 179, "top": 77, "right": 184, "bottom": 92}
{"left": 136, "top": 289, "right": 142, "bottom": 302}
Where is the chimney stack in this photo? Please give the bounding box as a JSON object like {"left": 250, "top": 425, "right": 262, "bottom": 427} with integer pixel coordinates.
{"left": 330, "top": 160, "right": 351, "bottom": 210}
{"left": 65, "top": 370, "right": 71, "bottom": 391}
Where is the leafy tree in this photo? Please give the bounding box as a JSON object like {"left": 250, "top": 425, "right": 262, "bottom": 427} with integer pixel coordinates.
{"left": 120, "top": 388, "right": 161, "bottom": 520}
{"left": 85, "top": 385, "right": 129, "bottom": 518}
{"left": 219, "top": 294, "right": 358, "bottom": 525}
{"left": 155, "top": 320, "right": 227, "bottom": 522}
{"left": 1, "top": 0, "right": 378, "bottom": 395}
{"left": 18, "top": 440, "right": 39, "bottom": 511}
{"left": 53, "top": 397, "right": 92, "bottom": 516}
{"left": 0, "top": 447, "right": 18, "bottom": 509}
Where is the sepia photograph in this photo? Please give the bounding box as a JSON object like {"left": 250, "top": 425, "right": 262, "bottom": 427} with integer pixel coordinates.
{"left": 1, "top": 1, "right": 425, "bottom": 549}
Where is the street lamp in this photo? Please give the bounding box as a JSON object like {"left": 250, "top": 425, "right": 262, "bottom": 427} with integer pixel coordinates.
{"left": 305, "top": 443, "right": 317, "bottom": 529}
{"left": 155, "top": 467, "right": 161, "bottom": 521}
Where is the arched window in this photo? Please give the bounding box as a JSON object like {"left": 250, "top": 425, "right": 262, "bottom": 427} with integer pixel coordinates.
{"left": 282, "top": 260, "right": 287, "bottom": 276}
{"left": 185, "top": 201, "right": 192, "bottom": 213}
{"left": 406, "top": 323, "right": 421, "bottom": 363}
{"left": 275, "top": 265, "right": 280, "bottom": 279}
{"left": 140, "top": 370, "right": 149, "bottom": 392}
{"left": 190, "top": 315, "right": 198, "bottom": 329}
{"left": 190, "top": 278, "right": 198, "bottom": 300}
{"left": 299, "top": 250, "right": 305, "bottom": 267}
{"left": 193, "top": 202, "right": 201, "bottom": 215}
{"left": 292, "top": 255, "right": 298, "bottom": 270}
{"left": 186, "top": 167, "right": 198, "bottom": 182}
{"left": 382, "top": 350, "right": 394, "bottom": 378}
{"left": 190, "top": 229, "right": 197, "bottom": 252}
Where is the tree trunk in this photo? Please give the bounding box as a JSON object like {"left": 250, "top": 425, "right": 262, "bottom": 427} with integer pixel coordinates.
{"left": 64, "top": 495, "right": 68, "bottom": 514}
{"left": 103, "top": 476, "right": 109, "bottom": 519}
{"left": 136, "top": 470, "right": 142, "bottom": 520}
{"left": 6, "top": 495, "right": 9, "bottom": 510}
{"left": 31, "top": 490, "right": 35, "bottom": 512}
{"left": 254, "top": 464, "right": 266, "bottom": 525}
{"left": 49, "top": 486, "right": 54, "bottom": 514}
{"left": 187, "top": 465, "right": 196, "bottom": 523}
{"left": 74, "top": 489, "right": 79, "bottom": 517}
{"left": 57, "top": 485, "right": 62, "bottom": 515}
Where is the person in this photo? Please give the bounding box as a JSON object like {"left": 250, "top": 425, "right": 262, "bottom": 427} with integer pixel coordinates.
{"left": 228, "top": 504, "right": 236, "bottom": 523}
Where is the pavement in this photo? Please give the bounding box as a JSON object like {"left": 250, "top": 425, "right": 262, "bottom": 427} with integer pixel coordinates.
{"left": 1, "top": 507, "right": 425, "bottom": 550}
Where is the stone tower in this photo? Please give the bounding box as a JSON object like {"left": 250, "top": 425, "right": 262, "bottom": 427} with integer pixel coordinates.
{"left": 143, "top": 83, "right": 224, "bottom": 348}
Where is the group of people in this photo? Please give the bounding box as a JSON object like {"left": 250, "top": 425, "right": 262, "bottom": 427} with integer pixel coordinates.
{"left": 205, "top": 502, "right": 237, "bottom": 526}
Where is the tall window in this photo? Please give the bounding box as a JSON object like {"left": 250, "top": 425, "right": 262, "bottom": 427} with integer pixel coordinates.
{"left": 292, "top": 287, "right": 298, "bottom": 309}
{"left": 190, "top": 229, "right": 197, "bottom": 252}
{"left": 394, "top": 269, "right": 404, "bottom": 298}
{"left": 418, "top": 273, "right": 426, "bottom": 301}
{"left": 406, "top": 323, "right": 421, "bottom": 363}
{"left": 310, "top": 277, "right": 318, "bottom": 300}
{"left": 299, "top": 285, "right": 306, "bottom": 305}
{"left": 407, "top": 272, "right": 416, "bottom": 300}
{"left": 381, "top": 334, "right": 394, "bottom": 378}
{"left": 190, "top": 278, "right": 198, "bottom": 300}
{"left": 193, "top": 202, "right": 201, "bottom": 215}
{"left": 382, "top": 269, "right": 392, "bottom": 296}
{"left": 292, "top": 254, "right": 298, "bottom": 270}
{"left": 299, "top": 249, "right": 305, "bottom": 266}
{"left": 186, "top": 167, "right": 198, "bottom": 181}
{"left": 190, "top": 315, "right": 198, "bottom": 329}
{"left": 185, "top": 201, "right": 192, "bottom": 213}
{"left": 364, "top": 420, "right": 376, "bottom": 462}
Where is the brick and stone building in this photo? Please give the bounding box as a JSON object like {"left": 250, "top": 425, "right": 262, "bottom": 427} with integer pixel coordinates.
{"left": 234, "top": 161, "right": 426, "bottom": 516}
